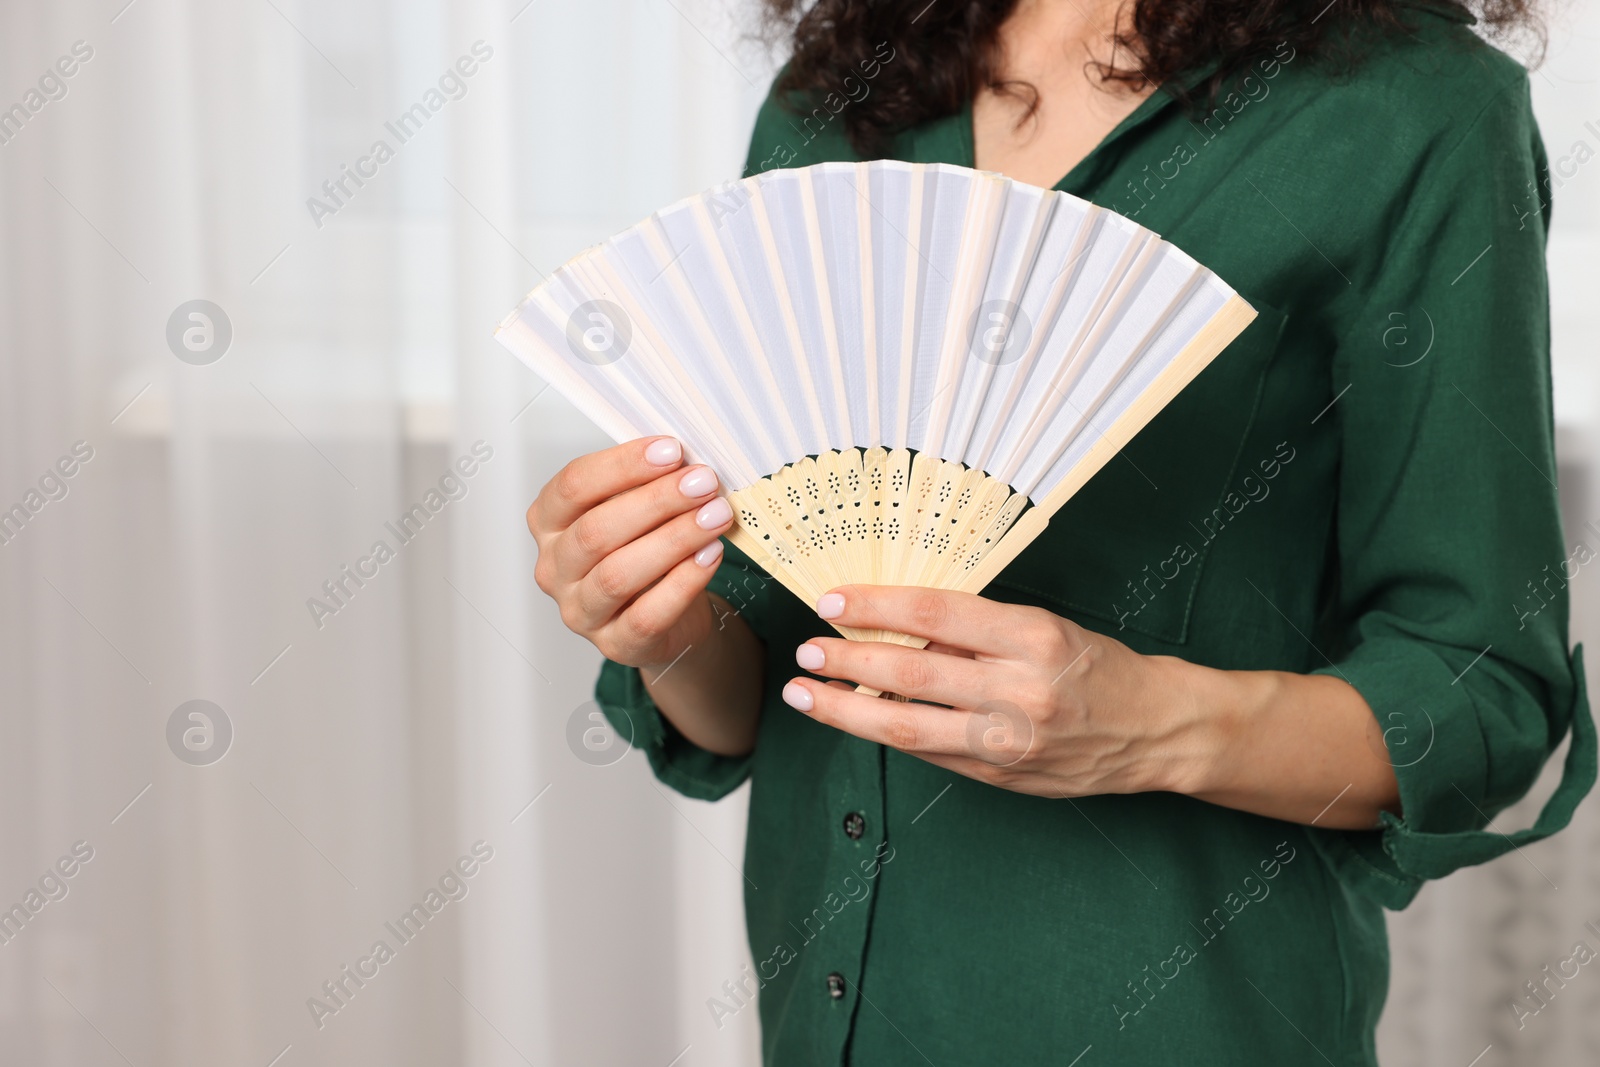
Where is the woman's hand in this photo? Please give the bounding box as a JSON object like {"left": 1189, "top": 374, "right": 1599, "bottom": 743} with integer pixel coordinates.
{"left": 779, "top": 585, "right": 1401, "bottom": 828}
{"left": 527, "top": 436, "right": 765, "bottom": 757}
{"left": 528, "top": 436, "right": 733, "bottom": 670}
{"left": 779, "top": 585, "right": 1198, "bottom": 798}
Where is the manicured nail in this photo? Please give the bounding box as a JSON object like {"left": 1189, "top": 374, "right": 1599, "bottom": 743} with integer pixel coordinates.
{"left": 694, "top": 540, "right": 723, "bottom": 568}
{"left": 645, "top": 438, "right": 682, "bottom": 466}
{"left": 816, "top": 593, "right": 846, "bottom": 619}
{"left": 795, "top": 643, "right": 826, "bottom": 671}
{"left": 695, "top": 497, "right": 732, "bottom": 529}
{"left": 782, "top": 681, "right": 814, "bottom": 712}
{"left": 678, "top": 466, "right": 718, "bottom": 498}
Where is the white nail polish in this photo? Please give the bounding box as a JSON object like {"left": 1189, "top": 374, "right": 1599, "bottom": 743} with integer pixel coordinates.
{"left": 696, "top": 497, "right": 732, "bottom": 529}
{"left": 645, "top": 438, "right": 681, "bottom": 466}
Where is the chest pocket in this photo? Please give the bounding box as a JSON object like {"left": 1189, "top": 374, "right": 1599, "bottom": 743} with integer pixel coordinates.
{"left": 989, "top": 300, "right": 1290, "bottom": 646}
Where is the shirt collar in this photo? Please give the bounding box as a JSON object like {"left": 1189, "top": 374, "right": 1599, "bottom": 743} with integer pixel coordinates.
{"left": 904, "top": 56, "right": 1224, "bottom": 195}
{"left": 1400, "top": 1, "right": 1476, "bottom": 25}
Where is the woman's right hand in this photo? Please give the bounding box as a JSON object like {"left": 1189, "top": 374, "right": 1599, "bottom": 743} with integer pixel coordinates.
{"left": 527, "top": 436, "right": 734, "bottom": 670}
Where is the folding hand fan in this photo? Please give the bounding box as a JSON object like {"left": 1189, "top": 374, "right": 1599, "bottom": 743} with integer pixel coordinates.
{"left": 497, "top": 161, "right": 1254, "bottom": 654}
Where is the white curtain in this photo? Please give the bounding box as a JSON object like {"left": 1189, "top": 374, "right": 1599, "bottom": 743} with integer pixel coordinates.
{"left": 0, "top": 1, "right": 1596, "bottom": 1065}
{"left": 0, "top": 1, "right": 767, "bottom": 1064}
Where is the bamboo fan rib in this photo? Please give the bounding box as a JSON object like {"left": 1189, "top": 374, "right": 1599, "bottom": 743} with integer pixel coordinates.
{"left": 496, "top": 161, "right": 1256, "bottom": 653}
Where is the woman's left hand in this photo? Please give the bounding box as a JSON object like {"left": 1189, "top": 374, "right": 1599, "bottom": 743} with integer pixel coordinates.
{"left": 780, "top": 584, "right": 1214, "bottom": 799}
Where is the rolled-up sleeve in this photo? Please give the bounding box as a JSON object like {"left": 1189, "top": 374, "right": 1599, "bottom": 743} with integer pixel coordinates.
{"left": 593, "top": 541, "right": 776, "bottom": 801}
{"left": 1307, "top": 73, "right": 1595, "bottom": 908}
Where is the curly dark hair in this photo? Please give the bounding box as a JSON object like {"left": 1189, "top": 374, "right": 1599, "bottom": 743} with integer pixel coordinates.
{"left": 759, "top": 0, "right": 1543, "bottom": 157}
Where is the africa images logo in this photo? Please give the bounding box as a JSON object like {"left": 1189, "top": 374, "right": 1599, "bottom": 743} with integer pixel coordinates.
{"left": 305, "top": 442, "right": 494, "bottom": 630}
{"left": 305, "top": 42, "right": 494, "bottom": 229}
{"left": 565, "top": 300, "right": 632, "bottom": 366}
{"left": 0, "top": 40, "right": 94, "bottom": 149}
{"left": 166, "top": 300, "right": 233, "bottom": 365}
{"left": 967, "top": 299, "right": 1032, "bottom": 366}
{"left": 166, "top": 700, "right": 233, "bottom": 766}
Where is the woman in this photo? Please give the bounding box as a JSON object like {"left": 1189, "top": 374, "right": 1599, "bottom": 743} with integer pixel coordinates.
{"left": 527, "top": 1, "right": 1594, "bottom": 1062}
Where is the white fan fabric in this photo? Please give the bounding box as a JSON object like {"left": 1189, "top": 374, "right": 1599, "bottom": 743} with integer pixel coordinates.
{"left": 496, "top": 161, "right": 1242, "bottom": 508}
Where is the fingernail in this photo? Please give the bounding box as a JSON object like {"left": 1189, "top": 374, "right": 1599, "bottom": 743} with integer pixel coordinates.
{"left": 678, "top": 466, "right": 718, "bottom": 498}
{"left": 694, "top": 540, "right": 723, "bottom": 568}
{"left": 816, "top": 593, "right": 846, "bottom": 619}
{"left": 645, "top": 438, "right": 682, "bottom": 466}
{"left": 782, "top": 681, "right": 814, "bottom": 712}
{"left": 695, "top": 497, "right": 732, "bottom": 529}
{"left": 795, "top": 643, "right": 825, "bottom": 671}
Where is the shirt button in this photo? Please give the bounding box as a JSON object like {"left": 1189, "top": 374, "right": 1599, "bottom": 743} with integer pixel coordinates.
{"left": 826, "top": 972, "right": 847, "bottom": 1000}
{"left": 842, "top": 812, "right": 865, "bottom": 840}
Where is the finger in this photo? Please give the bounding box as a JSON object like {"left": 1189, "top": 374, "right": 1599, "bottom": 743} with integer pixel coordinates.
{"left": 794, "top": 693, "right": 1033, "bottom": 784}
{"left": 571, "top": 505, "right": 732, "bottom": 629}
{"left": 553, "top": 462, "right": 727, "bottom": 582}
{"left": 794, "top": 637, "right": 999, "bottom": 708}
{"left": 533, "top": 436, "right": 685, "bottom": 534}
{"left": 780, "top": 677, "right": 972, "bottom": 756}
{"left": 814, "top": 585, "right": 1052, "bottom": 658}
{"left": 601, "top": 545, "right": 722, "bottom": 655}
{"left": 914, "top": 751, "right": 1044, "bottom": 790}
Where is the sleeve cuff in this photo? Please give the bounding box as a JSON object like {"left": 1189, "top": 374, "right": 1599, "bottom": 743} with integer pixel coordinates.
{"left": 594, "top": 657, "right": 754, "bottom": 802}
{"left": 1306, "top": 643, "right": 1595, "bottom": 909}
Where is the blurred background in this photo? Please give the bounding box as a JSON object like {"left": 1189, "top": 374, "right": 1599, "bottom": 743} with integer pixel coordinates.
{"left": 0, "top": 1, "right": 1595, "bottom": 1064}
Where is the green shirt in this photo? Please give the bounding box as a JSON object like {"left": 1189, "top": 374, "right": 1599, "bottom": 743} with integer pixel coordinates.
{"left": 595, "top": 6, "right": 1596, "bottom": 1064}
